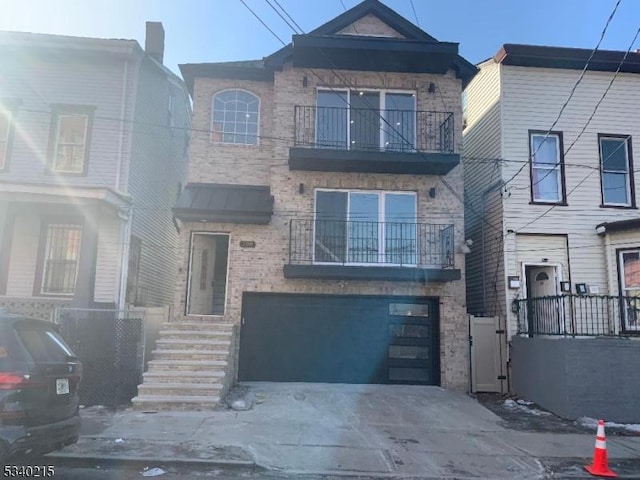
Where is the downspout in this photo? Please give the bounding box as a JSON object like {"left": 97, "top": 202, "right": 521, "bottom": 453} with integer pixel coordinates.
{"left": 117, "top": 206, "right": 133, "bottom": 311}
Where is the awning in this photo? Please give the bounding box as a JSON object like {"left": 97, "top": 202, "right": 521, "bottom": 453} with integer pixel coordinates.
{"left": 596, "top": 218, "right": 640, "bottom": 235}
{"left": 174, "top": 183, "right": 273, "bottom": 224}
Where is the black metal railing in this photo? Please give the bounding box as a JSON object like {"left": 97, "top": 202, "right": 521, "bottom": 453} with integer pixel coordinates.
{"left": 294, "top": 106, "right": 455, "bottom": 153}
{"left": 288, "top": 219, "right": 455, "bottom": 268}
{"left": 514, "top": 294, "right": 640, "bottom": 337}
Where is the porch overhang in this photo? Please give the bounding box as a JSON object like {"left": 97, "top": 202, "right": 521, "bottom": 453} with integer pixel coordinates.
{"left": 283, "top": 264, "right": 461, "bottom": 282}
{"left": 596, "top": 217, "right": 640, "bottom": 235}
{"left": 0, "top": 182, "right": 132, "bottom": 211}
{"left": 174, "top": 183, "right": 274, "bottom": 225}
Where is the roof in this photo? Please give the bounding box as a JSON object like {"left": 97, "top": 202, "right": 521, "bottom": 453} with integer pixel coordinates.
{"left": 179, "top": 0, "right": 477, "bottom": 95}
{"left": 494, "top": 43, "right": 640, "bottom": 74}
{"left": 596, "top": 218, "right": 640, "bottom": 235}
{"left": 174, "top": 183, "right": 274, "bottom": 224}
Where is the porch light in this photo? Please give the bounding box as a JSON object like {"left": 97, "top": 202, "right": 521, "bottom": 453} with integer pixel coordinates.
{"left": 396, "top": 122, "right": 401, "bottom": 126}
{"left": 350, "top": 120, "right": 354, "bottom": 124}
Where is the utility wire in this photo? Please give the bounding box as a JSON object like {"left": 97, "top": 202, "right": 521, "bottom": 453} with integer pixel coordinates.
{"left": 502, "top": 0, "right": 623, "bottom": 190}
{"left": 409, "top": 0, "right": 420, "bottom": 27}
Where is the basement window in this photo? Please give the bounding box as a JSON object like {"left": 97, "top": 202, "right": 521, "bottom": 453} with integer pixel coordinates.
{"left": 186, "top": 233, "right": 229, "bottom": 316}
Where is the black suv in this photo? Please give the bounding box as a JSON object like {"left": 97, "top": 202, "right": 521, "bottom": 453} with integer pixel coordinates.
{"left": 0, "top": 311, "right": 82, "bottom": 461}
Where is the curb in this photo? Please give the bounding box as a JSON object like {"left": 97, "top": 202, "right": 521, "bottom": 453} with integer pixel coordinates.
{"left": 47, "top": 452, "right": 257, "bottom": 469}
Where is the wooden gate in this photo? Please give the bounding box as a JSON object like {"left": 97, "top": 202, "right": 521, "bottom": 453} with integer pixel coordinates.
{"left": 469, "top": 315, "right": 505, "bottom": 393}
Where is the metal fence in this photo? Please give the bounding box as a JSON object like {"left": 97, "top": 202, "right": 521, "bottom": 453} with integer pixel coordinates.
{"left": 289, "top": 219, "right": 455, "bottom": 268}
{"left": 514, "top": 294, "right": 640, "bottom": 337}
{"left": 294, "top": 106, "right": 455, "bottom": 153}
{"left": 54, "top": 308, "right": 145, "bottom": 407}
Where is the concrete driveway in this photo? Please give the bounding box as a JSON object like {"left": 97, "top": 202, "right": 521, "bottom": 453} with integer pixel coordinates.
{"left": 54, "top": 383, "right": 640, "bottom": 478}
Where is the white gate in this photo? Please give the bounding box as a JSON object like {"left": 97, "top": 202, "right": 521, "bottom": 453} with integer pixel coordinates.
{"left": 470, "top": 315, "right": 505, "bottom": 393}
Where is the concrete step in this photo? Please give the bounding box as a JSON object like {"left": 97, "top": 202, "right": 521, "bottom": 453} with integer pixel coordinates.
{"left": 155, "top": 338, "right": 231, "bottom": 350}
{"left": 137, "top": 383, "right": 223, "bottom": 397}
{"left": 151, "top": 349, "right": 229, "bottom": 361}
{"left": 158, "top": 329, "right": 233, "bottom": 340}
{"left": 142, "top": 370, "right": 225, "bottom": 384}
{"left": 131, "top": 394, "right": 220, "bottom": 411}
{"left": 161, "top": 322, "right": 234, "bottom": 332}
{"left": 146, "top": 359, "right": 227, "bottom": 372}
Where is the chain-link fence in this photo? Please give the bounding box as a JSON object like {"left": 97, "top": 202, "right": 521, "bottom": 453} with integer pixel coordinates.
{"left": 54, "top": 308, "right": 145, "bottom": 407}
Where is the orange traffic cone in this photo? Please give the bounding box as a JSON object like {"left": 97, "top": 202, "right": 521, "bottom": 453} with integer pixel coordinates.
{"left": 584, "top": 420, "right": 617, "bottom": 478}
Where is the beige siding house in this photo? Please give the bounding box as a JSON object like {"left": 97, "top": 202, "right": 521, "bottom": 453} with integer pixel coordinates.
{"left": 464, "top": 44, "right": 640, "bottom": 345}
{"left": 0, "top": 24, "right": 190, "bottom": 320}
{"left": 133, "top": 0, "right": 477, "bottom": 409}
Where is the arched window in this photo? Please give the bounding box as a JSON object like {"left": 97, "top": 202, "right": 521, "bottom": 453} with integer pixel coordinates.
{"left": 535, "top": 272, "right": 549, "bottom": 282}
{"left": 211, "top": 90, "right": 259, "bottom": 145}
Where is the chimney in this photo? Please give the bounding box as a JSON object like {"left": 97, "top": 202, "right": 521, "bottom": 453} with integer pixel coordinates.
{"left": 145, "top": 21, "right": 165, "bottom": 64}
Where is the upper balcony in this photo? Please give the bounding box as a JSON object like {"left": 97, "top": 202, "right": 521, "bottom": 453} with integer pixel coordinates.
{"left": 289, "top": 105, "right": 459, "bottom": 175}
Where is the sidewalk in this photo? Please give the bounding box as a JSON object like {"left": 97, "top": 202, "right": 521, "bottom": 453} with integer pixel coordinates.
{"left": 49, "top": 383, "right": 640, "bottom": 479}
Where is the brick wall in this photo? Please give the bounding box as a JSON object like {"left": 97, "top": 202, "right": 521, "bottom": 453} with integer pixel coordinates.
{"left": 177, "top": 63, "right": 469, "bottom": 390}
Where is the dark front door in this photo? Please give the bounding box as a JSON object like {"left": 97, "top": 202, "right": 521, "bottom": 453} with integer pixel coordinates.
{"left": 238, "top": 293, "right": 439, "bottom": 385}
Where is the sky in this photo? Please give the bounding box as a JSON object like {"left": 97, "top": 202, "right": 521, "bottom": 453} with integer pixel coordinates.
{"left": 0, "top": 0, "right": 638, "bottom": 77}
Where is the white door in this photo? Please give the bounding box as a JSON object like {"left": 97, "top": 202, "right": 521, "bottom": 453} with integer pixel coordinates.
{"left": 528, "top": 266, "right": 556, "bottom": 297}
{"left": 619, "top": 250, "right": 640, "bottom": 331}
{"left": 526, "top": 266, "right": 563, "bottom": 334}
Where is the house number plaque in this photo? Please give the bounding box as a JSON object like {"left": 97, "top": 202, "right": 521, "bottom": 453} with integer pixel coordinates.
{"left": 239, "top": 241, "right": 256, "bottom": 248}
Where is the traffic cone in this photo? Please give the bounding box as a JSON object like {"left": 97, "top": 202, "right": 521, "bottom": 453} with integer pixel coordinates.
{"left": 584, "top": 420, "right": 617, "bottom": 478}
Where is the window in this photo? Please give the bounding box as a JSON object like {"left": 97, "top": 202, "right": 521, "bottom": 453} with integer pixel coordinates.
{"left": 316, "top": 89, "right": 416, "bottom": 152}
{"left": 619, "top": 250, "right": 640, "bottom": 331}
{"left": 211, "top": 90, "right": 259, "bottom": 145}
{"left": 529, "top": 132, "right": 565, "bottom": 203}
{"left": 40, "top": 223, "right": 83, "bottom": 295}
{"left": 186, "top": 234, "right": 229, "bottom": 315}
{"left": 14, "top": 323, "right": 76, "bottom": 363}
{"left": 0, "top": 106, "right": 12, "bottom": 171}
{"left": 314, "top": 190, "right": 417, "bottom": 265}
{"left": 49, "top": 109, "right": 91, "bottom": 174}
{"left": 600, "top": 135, "right": 634, "bottom": 207}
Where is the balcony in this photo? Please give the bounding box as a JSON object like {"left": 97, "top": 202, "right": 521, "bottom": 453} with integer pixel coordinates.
{"left": 284, "top": 219, "right": 460, "bottom": 282}
{"left": 289, "top": 106, "right": 459, "bottom": 175}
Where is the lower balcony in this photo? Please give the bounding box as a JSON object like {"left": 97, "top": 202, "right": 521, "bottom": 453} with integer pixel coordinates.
{"left": 284, "top": 219, "right": 460, "bottom": 282}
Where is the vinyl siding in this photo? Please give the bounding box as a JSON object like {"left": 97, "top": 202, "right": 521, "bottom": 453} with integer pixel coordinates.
{"left": 6, "top": 213, "right": 40, "bottom": 297}
{"left": 500, "top": 65, "right": 640, "bottom": 305}
{"left": 462, "top": 61, "right": 505, "bottom": 315}
{"left": 0, "top": 50, "right": 129, "bottom": 189}
{"left": 127, "top": 58, "right": 190, "bottom": 307}
{"left": 94, "top": 212, "right": 122, "bottom": 303}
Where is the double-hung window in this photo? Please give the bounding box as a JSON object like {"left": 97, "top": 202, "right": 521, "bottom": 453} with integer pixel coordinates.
{"left": 314, "top": 190, "right": 417, "bottom": 265}
{"left": 600, "top": 135, "right": 634, "bottom": 207}
{"left": 316, "top": 90, "right": 416, "bottom": 152}
{"left": 49, "top": 106, "right": 93, "bottom": 174}
{"left": 529, "top": 131, "right": 565, "bottom": 204}
{"left": 39, "top": 222, "right": 83, "bottom": 295}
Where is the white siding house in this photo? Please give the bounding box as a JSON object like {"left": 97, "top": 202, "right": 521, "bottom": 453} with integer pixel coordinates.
{"left": 0, "top": 25, "right": 190, "bottom": 320}
{"left": 464, "top": 44, "right": 640, "bottom": 339}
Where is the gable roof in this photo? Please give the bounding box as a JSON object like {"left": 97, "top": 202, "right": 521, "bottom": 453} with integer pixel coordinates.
{"left": 180, "top": 0, "right": 476, "bottom": 93}
{"left": 494, "top": 43, "right": 640, "bottom": 74}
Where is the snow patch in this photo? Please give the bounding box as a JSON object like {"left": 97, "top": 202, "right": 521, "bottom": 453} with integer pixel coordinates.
{"left": 578, "top": 417, "right": 640, "bottom": 434}
{"left": 141, "top": 467, "right": 166, "bottom": 477}
{"left": 503, "top": 399, "right": 552, "bottom": 416}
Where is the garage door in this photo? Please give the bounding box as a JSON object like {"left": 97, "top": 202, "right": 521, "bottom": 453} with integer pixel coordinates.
{"left": 238, "top": 293, "right": 439, "bottom": 385}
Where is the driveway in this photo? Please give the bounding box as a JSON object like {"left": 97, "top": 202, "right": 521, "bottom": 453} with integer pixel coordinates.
{"left": 53, "top": 383, "right": 640, "bottom": 478}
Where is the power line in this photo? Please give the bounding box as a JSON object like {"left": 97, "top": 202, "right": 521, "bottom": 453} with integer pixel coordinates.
{"left": 409, "top": 0, "right": 420, "bottom": 28}
{"left": 502, "top": 0, "right": 623, "bottom": 190}
{"left": 238, "top": 0, "right": 287, "bottom": 45}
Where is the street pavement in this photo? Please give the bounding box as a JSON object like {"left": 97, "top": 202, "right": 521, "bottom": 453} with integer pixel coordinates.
{"left": 40, "top": 383, "right": 640, "bottom": 479}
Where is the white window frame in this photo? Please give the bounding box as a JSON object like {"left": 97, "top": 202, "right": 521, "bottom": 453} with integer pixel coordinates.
{"left": 210, "top": 89, "right": 260, "bottom": 146}
{"left": 618, "top": 249, "right": 640, "bottom": 331}
{"left": 530, "top": 132, "right": 563, "bottom": 204}
{"left": 313, "top": 188, "right": 417, "bottom": 266}
{"left": 40, "top": 223, "right": 83, "bottom": 296}
{"left": 185, "top": 232, "right": 230, "bottom": 317}
{"left": 52, "top": 113, "right": 89, "bottom": 174}
{"left": 600, "top": 135, "right": 632, "bottom": 207}
{"left": 315, "top": 88, "right": 417, "bottom": 151}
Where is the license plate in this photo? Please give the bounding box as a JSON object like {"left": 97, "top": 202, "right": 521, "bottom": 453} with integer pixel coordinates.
{"left": 56, "top": 378, "right": 69, "bottom": 395}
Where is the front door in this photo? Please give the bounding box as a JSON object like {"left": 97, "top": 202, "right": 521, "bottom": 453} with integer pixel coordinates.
{"left": 619, "top": 250, "right": 640, "bottom": 331}
{"left": 525, "top": 266, "right": 561, "bottom": 334}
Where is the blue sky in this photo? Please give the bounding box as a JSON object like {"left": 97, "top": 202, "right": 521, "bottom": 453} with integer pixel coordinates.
{"left": 0, "top": 0, "right": 638, "bottom": 76}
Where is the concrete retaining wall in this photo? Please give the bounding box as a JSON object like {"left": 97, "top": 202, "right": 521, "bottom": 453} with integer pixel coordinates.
{"left": 511, "top": 336, "right": 640, "bottom": 423}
